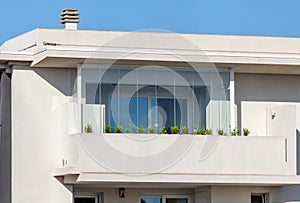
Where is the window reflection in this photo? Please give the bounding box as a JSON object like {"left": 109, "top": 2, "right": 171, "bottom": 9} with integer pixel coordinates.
{"left": 141, "top": 197, "right": 162, "bottom": 203}
{"left": 82, "top": 66, "right": 230, "bottom": 133}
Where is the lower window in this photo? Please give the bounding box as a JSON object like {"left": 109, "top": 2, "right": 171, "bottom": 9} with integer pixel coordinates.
{"left": 141, "top": 197, "right": 162, "bottom": 203}
{"left": 251, "top": 193, "right": 269, "bottom": 203}
{"left": 74, "top": 195, "right": 99, "bottom": 203}
{"left": 165, "top": 197, "right": 188, "bottom": 203}
{"left": 141, "top": 195, "right": 189, "bottom": 203}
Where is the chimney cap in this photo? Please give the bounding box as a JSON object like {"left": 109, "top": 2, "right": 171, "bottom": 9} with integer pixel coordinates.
{"left": 60, "top": 8, "right": 79, "bottom": 30}
{"left": 61, "top": 8, "right": 79, "bottom": 16}
{"left": 62, "top": 8, "right": 78, "bottom": 12}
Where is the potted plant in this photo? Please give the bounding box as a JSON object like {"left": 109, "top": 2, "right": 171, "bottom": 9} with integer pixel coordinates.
{"left": 171, "top": 126, "right": 180, "bottom": 134}
{"left": 114, "top": 126, "right": 122, "bottom": 133}
{"left": 194, "top": 127, "right": 200, "bottom": 135}
{"left": 84, "top": 123, "right": 93, "bottom": 133}
{"left": 136, "top": 126, "right": 145, "bottom": 133}
{"left": 105, "top": 125, "right": 111, "bottom": 133}
{"left": 148, "top": 126, "right": 155, "bottom": 134}
{"left": 182, "top": 125, "right": 189, "bottom": 134}
{"left": 243, "top": 128, "right": 250, "bottom": 136}
{"left": 195, "top": 127, "right": 206, "bottom": 135}
{"left": 125, "top": 126, "right": 131, "bottom": 133}
{"left": 160, "top": 127, "right": 168, "bottom": 134}
{"left": 217, "top": 129, "right": 224, "bottom": 135}
{"left": 231, "top": 128, "right": 240, "bottom": 136}
{"left": 205, "top": 128, "right": 213, "bottom": 135}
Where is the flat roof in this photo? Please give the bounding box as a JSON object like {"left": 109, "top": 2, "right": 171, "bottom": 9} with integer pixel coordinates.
{"left": 1, "top": 28, "right": 300, "bottom": 74}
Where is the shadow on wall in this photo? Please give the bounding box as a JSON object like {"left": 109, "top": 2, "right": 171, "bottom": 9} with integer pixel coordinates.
{"left": 297, "top": 130, "right": 300, "bottom": 175}
{"left": 0, "top": 72, "right": 11, "bottom": 203}
{"left": 280, "top": 184, "right": 300, "bottom": 202}
{"left": 34, "top": 68, "right": 77, "bottom": 97}
{"left": 235, "top": 74, "right": 300, "bottom": 130}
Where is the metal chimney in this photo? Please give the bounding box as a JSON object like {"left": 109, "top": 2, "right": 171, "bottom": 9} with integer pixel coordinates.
{"left": 60, "top": 8, "right": 79, "bottom": 30}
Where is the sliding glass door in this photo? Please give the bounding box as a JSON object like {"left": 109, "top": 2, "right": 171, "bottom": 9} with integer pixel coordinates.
{"left": 141, "top": 195, "right": 189, "bottom": 203}
{"left": 81, "top": 65, "right": 231, "bottom": 134}
{"left": 151, "top": 98, "right": 187, "bottom": 129}
{"left": 109, "top": 96, "right": 188, "bottom": 132}
{"left": 110, "top": 97, "right": 148, "bottom": 130}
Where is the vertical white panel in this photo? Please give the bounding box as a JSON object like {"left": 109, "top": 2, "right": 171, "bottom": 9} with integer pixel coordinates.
{"left": 230, "top": 69, "right": 235, "bottom": 130}
{"left": 82, "top": 104, "right": 105, "bottom": 133}
{"left": 77, "top": 65, "right": 82, "bottom": 132}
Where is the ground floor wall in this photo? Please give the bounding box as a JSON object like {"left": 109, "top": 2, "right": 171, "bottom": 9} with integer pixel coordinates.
{"left": 72, "top": 185, "right": 300, "bottom": 203}
{"left": 74, "top": 187, "right": 195, "bottom": 203}
{"left": 211, "top": 186, "right": 280, "bottom": 203}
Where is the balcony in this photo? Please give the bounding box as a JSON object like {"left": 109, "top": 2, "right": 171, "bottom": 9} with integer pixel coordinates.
{"left": 68, "top": 132, "right": 289, "bottom": 175}
{"left": 55, "top": 66, "right": 300, "bottom": 186}
{"left": 55, "top": 100, "right": 300, "bottom": 186}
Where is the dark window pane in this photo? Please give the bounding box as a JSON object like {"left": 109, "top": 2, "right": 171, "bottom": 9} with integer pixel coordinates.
{"left": 74, "top": 197, "right": 95, "bottom": 203}
{"left": 251, "top": 195, "right": 264, "bottom": 203}
{"left": 166, "top": 198, "right": 188, "bottom": 203}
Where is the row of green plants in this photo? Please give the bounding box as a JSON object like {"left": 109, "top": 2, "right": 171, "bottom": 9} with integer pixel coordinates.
{"left": 84, "top": 123, "right": 250, "bottom": 136}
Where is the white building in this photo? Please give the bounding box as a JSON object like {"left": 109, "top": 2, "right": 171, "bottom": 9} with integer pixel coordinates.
{"left": 1, "top": 8, "right": 300, "bottom": 203}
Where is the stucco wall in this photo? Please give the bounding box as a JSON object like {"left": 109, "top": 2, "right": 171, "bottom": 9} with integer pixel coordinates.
{"left": 11, "top": 67, "right": 75, "bottom": 203}
{"left": 195, "top": 187, "right": 211, "bottom": 203}
{"left": 11, "top": 68, "right": 300, "bottom": 202}
{"left": 73, "top": 133, "right": 289, "bottom": 176}
{"left": 211, "top": 186, "right": 280, "bottom": 203}
{"left": 235, "top": 73, "right": 300, "bottom": 136}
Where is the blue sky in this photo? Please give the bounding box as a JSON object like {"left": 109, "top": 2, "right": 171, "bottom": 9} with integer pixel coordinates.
{"left": 1, "top": 0, "right": 300, "bottom": 44}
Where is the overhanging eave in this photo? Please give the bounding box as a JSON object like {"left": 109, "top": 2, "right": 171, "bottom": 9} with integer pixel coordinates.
{"left": 53, "top": 167, "right": 300, "bottom": 187}
{"left": 30, "top": 47, "right": 300, "bottom": 75}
